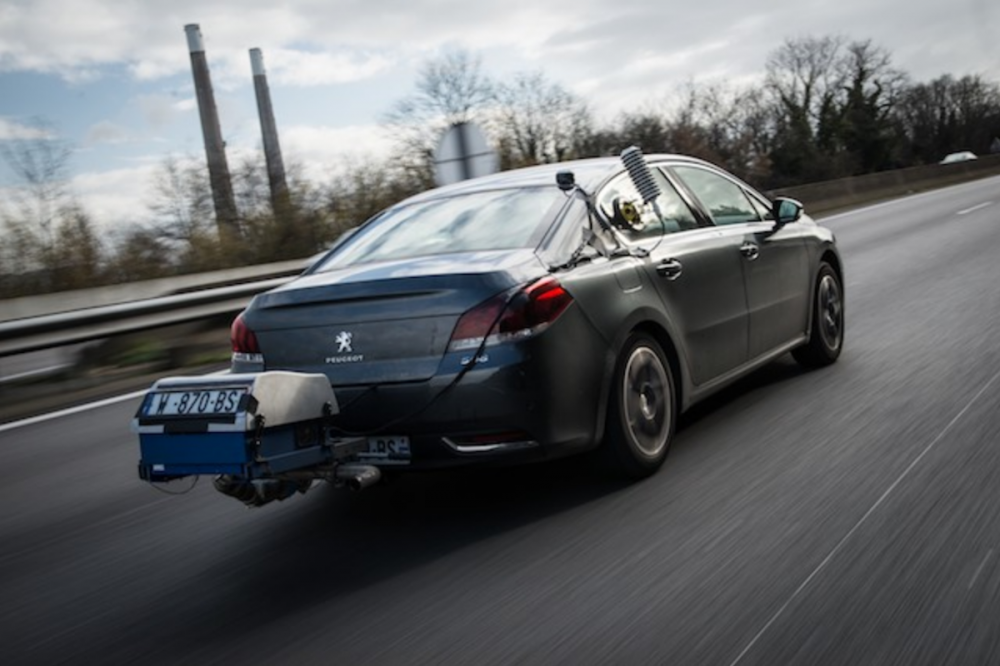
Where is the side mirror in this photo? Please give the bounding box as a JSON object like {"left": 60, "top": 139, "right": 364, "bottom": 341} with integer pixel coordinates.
{"left": 772, "top": 197, "right": 803, "bottom": 226}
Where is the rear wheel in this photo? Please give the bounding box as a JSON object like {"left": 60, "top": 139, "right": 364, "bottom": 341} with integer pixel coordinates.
{"left": 793, "top": 262, "right": 844, "bottom": 368}
{"left": 601, "top": 332, "right": 675, "bottom": 478}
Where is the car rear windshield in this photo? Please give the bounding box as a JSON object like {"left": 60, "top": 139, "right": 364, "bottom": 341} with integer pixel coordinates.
{"left": 315, "top": 187, "right": 566, "bottom": 270}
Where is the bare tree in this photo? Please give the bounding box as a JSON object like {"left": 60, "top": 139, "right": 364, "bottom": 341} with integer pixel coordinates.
{"left": 0, "top": 119, "right": 73, "bottom": 252}
{"left": 0, "top": 120, "right": 109, "bottom": 296}
{"left": 683, "top": 83, "right": 776, "bottom": 183}
{"left": 764, "top": 36, "right": 852, "bottom": 184}
{"left": 383, "top": 49, "right": 495, "bottom": 183}
{"left": 147, "top": 154, "right": 216, "bottom": 243}
{"left": 324, "top": 156, "right": 423, "bottom": 233}
{"left": 0, "top": 212, "right": 41, "bottom": 297}
{"left": 895, "top": 74, "right": 1000, "bottom": 163}
{"left": 763, "top": 35, "right": 912, "bottom": 181}
{"left": 109, "top": 225, "right": 177, "bottom": 283}
{"left": 766, "top": 35, "right": 845, "bottom": 131}
{"left": 231, "top": 151, "right": 272, "bottom": 220}
{"left": 493, "top": 72, "right": 592, "bottom": 168}
{"left": 144, "top": 154, "right": 240, "bottom": 272}
{"left": 47, "top": 206, "right": 106, "bottom": 292}
{"left": 835, "top": 40, "right": 908, "bottom": 172}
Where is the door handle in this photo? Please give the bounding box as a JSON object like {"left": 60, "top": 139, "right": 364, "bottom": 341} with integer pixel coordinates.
{"left": 740, "top": 242, "right": 760, "bottom": 261}
{"left": 656, "top": 259, "right": 683, "bottom": 280}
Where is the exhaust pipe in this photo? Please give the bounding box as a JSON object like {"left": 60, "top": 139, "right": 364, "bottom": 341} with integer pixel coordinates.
{"left": 334, "top": 464, "right": 381, "bottom": 491}
{"left": 213, "top": 464, "right": 381, "bottom": 505}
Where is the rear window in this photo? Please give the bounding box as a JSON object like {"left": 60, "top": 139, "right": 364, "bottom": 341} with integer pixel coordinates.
{"left": 316, "top": 188, "right": 565, "bottom": 270}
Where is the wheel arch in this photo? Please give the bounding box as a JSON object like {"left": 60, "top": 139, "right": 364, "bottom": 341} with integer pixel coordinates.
{"left": 593, "top": 312, "right": 687, "bottom": 444}
{"left": 820, "top": 248, "right": 843, "bottom": 285}
{"left": 633, "top": 321, "right": 684, "bottom": 414}
{"left": 805, "top": 247, "right": 844, "bottom": 338}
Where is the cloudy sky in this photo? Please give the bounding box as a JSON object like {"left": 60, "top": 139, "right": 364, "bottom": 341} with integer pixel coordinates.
{"left": 1, "top": 0, "right": 998, "bottom": 233}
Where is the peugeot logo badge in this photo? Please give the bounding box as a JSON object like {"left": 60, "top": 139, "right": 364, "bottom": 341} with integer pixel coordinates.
{"left": 335, "top": 331, "right": 353, "bottom": 353}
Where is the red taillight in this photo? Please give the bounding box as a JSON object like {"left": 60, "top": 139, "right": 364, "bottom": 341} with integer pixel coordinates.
{"left": 231, "top": 312, "right": 261, "bottom": 354}
{"left": 498, "top": 277, "right": 573, "bottom": 337}
{"left": 448, "top": 293, "right": 507, "bottom": 351}
{"left": 448, "top": 278, "right": 573, "bottom": 352}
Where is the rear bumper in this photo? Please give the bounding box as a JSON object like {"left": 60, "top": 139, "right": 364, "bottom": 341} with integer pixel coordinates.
{"left": 330, "top": 338, "right": 604, "bottom": 470}
{"left": 239, "top": 308, "right": 610, "bottom": 470}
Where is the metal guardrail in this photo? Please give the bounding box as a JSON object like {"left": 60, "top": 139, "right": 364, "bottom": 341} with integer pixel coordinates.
{"left": 775, "top": 153, "right": 1000, "bottom": 214}
{"left": 0, "top": 277, "right": 290, "bottom": 357}
{"left": 1, "top": 257, "right": 309, "bottom": 322}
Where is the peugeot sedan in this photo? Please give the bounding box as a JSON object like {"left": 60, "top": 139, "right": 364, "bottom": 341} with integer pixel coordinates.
{"left": 231, "top": 152, "right": 843, "bottom": 478}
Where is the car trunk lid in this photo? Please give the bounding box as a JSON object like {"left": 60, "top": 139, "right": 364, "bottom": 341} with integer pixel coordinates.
{"left": 243, "top": 250, "right": 547, "bottom": 386}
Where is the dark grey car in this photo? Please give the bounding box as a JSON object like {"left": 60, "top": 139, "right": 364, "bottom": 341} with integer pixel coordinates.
{"left": 231, "top": 153, "right": 843, "bottom": 478}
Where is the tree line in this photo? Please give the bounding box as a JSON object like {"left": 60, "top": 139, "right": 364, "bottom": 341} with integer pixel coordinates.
{"left": 2, "top": 35, "right": 998, "bottom": 298}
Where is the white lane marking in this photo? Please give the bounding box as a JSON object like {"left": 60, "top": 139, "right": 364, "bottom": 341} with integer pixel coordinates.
{"left": 729, "top": 366, "right": 1000, "bottom": 666}
{"left": 0, "top": 364, "right": 71, "bottom": 384}
{"left": 819, "top": 195, "right": 935, "bottom": 222}
{"left": 968, "top": 550, "right": 994, "bottom": 590}
{"left": 0, "top": 389, "right": 149, "bottom": 434}
{"left": 956, "top": 201, "right": 993, "bottom": 216}
{"left": 0, "top": 369, "right": 230, "bottom": 434}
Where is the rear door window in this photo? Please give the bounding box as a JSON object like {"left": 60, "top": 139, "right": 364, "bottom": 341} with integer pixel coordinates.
{"left": 671, "top": 165, "right": 761, "bottom": 226}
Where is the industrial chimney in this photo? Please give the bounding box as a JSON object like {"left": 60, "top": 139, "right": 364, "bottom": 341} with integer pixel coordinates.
{"left": 249, "top": 48, "right": 290, "bottom": 212}
{"left": 184, "top": 24, "right": 240, "bottom": 239}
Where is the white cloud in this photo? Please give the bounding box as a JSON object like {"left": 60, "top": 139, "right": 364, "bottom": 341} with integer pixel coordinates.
{"left": 263, "top": 49, "right": 395, "bottom": 86}
{"left": 136, "top": 94, "right": 196, "bottom": 131}
{"left": 130, "top": 57, "right": 185, "bottom": 82}
{"left": 1, "top": 0, "right": 997, "bottom": 99}
{"left": 283, "top": 123, "right": 392, "bottom": 158}
{"left": 84, "top": 121, "right": 130, "bottom": 146}
{"left": 0, "top": 1, "right": 416, "bottom": 87}
{"left": 271, "top": 123, "right": 395, "bottom": 182}
{"left": 70, "top": 162, "right": 161, "bottom": 230}
{"left": 0, "top": 118, "right": 54, "bottom": 140}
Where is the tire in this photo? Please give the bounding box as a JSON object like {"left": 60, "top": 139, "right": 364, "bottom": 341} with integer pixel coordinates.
{"left": 793, "top": 262, "right": 844, "bottom": 368}
{"left": 601, "top": 332, "right": 676, "bottom": 478}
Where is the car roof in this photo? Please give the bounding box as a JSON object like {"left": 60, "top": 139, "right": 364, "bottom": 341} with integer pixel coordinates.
{"left": 401, "top": 154, "right": 718, "bottom": 205}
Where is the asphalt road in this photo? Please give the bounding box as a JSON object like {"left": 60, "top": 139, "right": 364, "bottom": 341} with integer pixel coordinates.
{"left": 2, "top": 177, "right": 999, "bottom": 665}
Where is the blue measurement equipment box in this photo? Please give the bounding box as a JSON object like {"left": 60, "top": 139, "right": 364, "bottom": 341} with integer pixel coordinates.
{"left": 133, "top": 372, "right": 348, "bottom": 482}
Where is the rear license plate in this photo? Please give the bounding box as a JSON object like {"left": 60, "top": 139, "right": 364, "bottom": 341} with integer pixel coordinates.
{"left": 143, "top": 388, "right": 246, "bottom": 417}
{"left": 358, "top": 436, "right": 411, "bottom": 465}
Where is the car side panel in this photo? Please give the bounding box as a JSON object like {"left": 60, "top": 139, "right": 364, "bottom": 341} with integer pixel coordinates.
{"left": 639, "top": 226, "right": 750, "bottom": 386}
{"left": 739, "top": 221, "right": 811, "bottom": 359}
{"left": 559, "top": 257, "right": 690, "bottom": 432}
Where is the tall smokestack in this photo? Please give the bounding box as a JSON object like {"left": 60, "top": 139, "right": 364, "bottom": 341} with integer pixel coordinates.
{"left": 185, "top": 24, "right": 240, "bottom": 239}
{"left": 249, "top": 48, "right": 289, "bottom": 212}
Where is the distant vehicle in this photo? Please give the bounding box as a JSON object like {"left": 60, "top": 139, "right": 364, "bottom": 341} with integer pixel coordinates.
{"left": 940, "top": 151, "right": 978, "bottom": 164}
{"left": 231, "top": 152, "right": 844, "bottom": 479}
